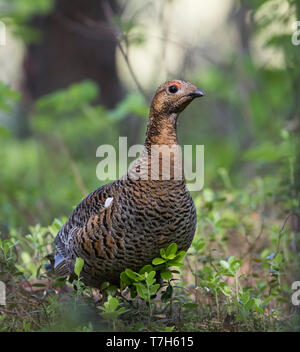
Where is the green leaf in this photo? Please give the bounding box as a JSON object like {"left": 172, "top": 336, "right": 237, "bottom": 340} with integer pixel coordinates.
{"left": 160, "top": 270, "right": 172, "bottom": 280}
{"left": 161, "top": 284, "right": 173, "bottom": 302}
{"left": 144, "top": 271, "right": 156, "bottom": 286}
{"left": 0, "top": 81, "right": 20, "bottom": 112}
{"left": 166, "top": 260, "right": 184, "bottom": 267}
{"left": 135, "top": 283, "right": 148, "bottom": 300}
{"left": 160, "top": 326, "right": 175, "bottom": 332}
{"left": 160, "top": 248, "right": 167, "bottom": 259}
{"left": 165, "top": 243, "right": 178, "bottom": 258}
{"left": 106, "top": 285, "right": 118, "bottom": 296}
{"left": 145, "top": 270, "right": 156, "bottom": 282}
{"left": 253, "top": 304, "right": 264, "bottom": 314}
{"left": 183, "top": 303, "right": 198, "bottom": 309}
{"left": 262, "top": 296, "right": 274, "bottom": 307}
{"left": 174, "top": 251, "right": 186, "bottom": 262}
{"left": 230, "top": 259, "right": 242, "bottom": 273}
{"left": 152, "top": 257, "right": 166, "bottom": 265}
{"left": 171, "top": 269, "right": 180, "bottom": 274}
{"left": 220, "top": 260, "right": 230, "bottom": 270}
{"left": 124, "top": 268, "right": 141, "bottom": 281}
{"left": 105, "top": 296, "right": 119, "bottom": 311}
{"left": 149, "top": 284, "right": 160, "bottom": 296}
{"left": 74, "top": 257, "right": 84, "bottom": 277}
{"left": 192, "top": 238, "right": 205, "bottom": 252}
{"left": 139, "top": 264, "right": 154, "bottom": 275}
{"left": 120, "top": 272, "right": 132, "bottom": 288}
{"left": 129, "top": 286, "right": 137, "bottom": 299}
{"left": 101, "top": 282, "right": 111, "bottom": 290}
{"left": 273, "top": 253, "right": 283, "bottom": 266}
{"left": 31, "top": 283, "right": 46, "bottom": 287}
{"left": 98, "top": 295, "right": 128, "bottom": 321}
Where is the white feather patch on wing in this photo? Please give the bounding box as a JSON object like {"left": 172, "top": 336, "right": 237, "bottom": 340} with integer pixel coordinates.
{"left": 104, "top": 197, "right": 113, "bottom": 209}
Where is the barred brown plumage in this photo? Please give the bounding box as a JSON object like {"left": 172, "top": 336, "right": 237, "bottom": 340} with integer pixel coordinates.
{"left": 52, "top": 80, "right": 205, "bottom": 288}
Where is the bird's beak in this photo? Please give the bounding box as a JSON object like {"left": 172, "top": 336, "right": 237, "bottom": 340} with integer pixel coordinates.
{"left": 188, "top": 88, "right": 205, "bottom": 98}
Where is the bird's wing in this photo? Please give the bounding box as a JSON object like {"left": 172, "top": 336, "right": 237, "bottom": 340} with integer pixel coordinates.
{"left": 53, "top": 184, "right": 115, "bottom": 276}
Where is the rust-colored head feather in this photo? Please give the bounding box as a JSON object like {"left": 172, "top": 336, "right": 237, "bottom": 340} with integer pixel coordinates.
{"left": 151, "top": 79, "right": 205, "bottom": 115}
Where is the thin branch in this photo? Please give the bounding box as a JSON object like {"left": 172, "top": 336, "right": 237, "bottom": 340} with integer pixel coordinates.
{"left": 101, "top": 0, "right": 149, "bottom": 103}
{"left": 275, "top": 213, "right": 294, "bottom": 255}
{"left": 59, "top": 5, "right": 149, "bottom": 103}
{"left": 0, "top": 307, "right": 18, "bottom": 315}
{"left": 55, "top": 12, "right": 113, "bottom": 40}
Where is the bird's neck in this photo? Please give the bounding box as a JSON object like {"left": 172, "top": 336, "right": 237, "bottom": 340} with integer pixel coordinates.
{"left": 132, "top": 109, "right": 183, "bottom": 182}
{"left": 144, "top": 109, "right": 178, "bottom": 149}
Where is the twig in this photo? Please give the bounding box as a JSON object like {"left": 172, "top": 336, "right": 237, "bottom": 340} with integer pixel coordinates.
{"left": 101, "top": 0, "right": 148, "bottom": 103}
{"left": 275, "top": 213, "right": 294, "bottom": 255}
{"left": 55, "top": 12, "right": 113, "bottom": 40}
{"left": 184, "top": 255, "right": 194, "bottom": 276}
{"left": 55, "top": 7, "right": 148, "bottom": 103}
{"left": 0, "top": 307, "right": 18, "bottom": 315}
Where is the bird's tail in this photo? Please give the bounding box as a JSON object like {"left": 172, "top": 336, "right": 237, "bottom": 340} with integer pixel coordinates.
{"left": 44, "top": 253, "right": 55, "bottom": 274}
{"left": 44, "top": 252, "right": 69, "bottom": 277}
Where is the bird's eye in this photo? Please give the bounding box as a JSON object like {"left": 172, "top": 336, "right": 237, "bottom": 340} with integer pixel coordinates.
{"left": 168, "top": 85, "right": 179, "bottom": 94}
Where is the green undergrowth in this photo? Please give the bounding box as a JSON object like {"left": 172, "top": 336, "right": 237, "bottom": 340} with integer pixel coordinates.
{"left": 1, "top": 179, "right": 298, "bottom": 332}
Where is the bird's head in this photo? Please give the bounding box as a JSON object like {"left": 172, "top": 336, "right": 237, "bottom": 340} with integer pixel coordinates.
{"left": 151, "top": 79, "right": 205, "bottom": 115}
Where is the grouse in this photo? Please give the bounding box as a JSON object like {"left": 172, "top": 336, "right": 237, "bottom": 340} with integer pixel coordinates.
{"left": 52, "top": 80, "right": 205, "bottom": 288}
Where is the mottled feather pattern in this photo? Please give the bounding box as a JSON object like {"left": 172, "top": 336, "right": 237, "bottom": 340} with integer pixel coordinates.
{"left": 53, "top": 80, "right": 203, "bottom": 288}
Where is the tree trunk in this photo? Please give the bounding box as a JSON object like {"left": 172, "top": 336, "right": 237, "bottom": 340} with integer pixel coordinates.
{"left": 18, "top": 0, "right": 124, "bottom": 136}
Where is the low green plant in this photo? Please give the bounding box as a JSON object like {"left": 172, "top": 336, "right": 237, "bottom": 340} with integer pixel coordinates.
{"left": 72, "top": 257, "right": 87, "bottom": 299}
{"left": 152, "top": 243, "right": 186, "bottom": 280}
{"left": 0, "top": 238, "right": 18, "bottom": 266}
{"left": 98, "top": 295, "right": 128, "bottom": 331}
{"left": 119, "top": 243, "right": 186, "bottom": 325}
